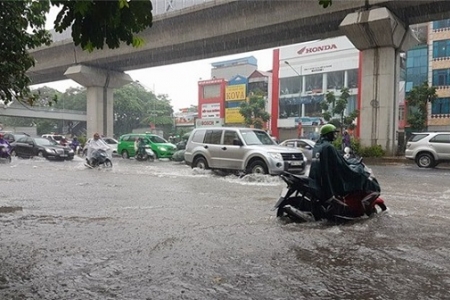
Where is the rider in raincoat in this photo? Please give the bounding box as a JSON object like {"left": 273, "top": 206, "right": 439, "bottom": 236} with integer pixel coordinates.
{"left": 308, "top": 124, "right": 380, "bottom": 209}
{"left": 86, "top": 133, "right": 108, "bottom": 165}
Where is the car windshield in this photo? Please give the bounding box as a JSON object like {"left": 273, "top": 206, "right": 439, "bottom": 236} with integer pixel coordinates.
{"left": 36, "top": 138, "right": 57, "bottom": 146}
{"left": 148, "top": 135, "right": 167, "bottom": 143}
{"left": 240, "top": 130, "right": 275, "bottom": 145}
{"left": 52, "top": 135, "right": 64, "bottom": 141}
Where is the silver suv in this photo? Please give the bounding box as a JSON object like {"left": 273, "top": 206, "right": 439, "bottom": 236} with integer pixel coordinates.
{"left": 184, "top": 127, "right": 306, "bottom": 175}
{"left": 405, "top": 132, "right": 450, "bottom": 168}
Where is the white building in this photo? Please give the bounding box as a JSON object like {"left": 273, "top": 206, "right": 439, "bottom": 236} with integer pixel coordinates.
{"left": 273, "top": 36, "right": 360, "bottom": 140}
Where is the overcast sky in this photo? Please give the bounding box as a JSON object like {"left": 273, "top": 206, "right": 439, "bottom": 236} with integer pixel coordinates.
{"left": 33, "top": 6, "right": 275, "bottom": 111}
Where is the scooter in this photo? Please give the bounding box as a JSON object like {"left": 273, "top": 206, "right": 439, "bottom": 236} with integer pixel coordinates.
{"left": 273, "top": 163, "right": 387, "bottom": 223}
{"left": 0, "top": 144, "right": 11, "bottom": 163}
{"left": 85, "top": 148, "right": 113, "bottom": 168}
{"left": 135, "top": 145, "right": 155, "bottom": 162}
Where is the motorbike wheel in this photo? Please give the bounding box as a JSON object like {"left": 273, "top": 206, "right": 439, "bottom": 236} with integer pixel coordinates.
{"left": 277, "top": 197, "right": 316, "bottom": 222}
{"left": 104, "top": 159, "right": 113, "bottom": 168}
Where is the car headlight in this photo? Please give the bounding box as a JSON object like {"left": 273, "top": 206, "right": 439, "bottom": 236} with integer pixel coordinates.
{"left": 158, "top": 146, "right": 167, "bottom": 152}
{"left": 69, "top": 149, "right": 74, "bottom": 153}
{"left": 45, "top": 148, "right": 54, "bottom": 153}
{"left": 268, "top": 152, "right": 283, "bottom": 160}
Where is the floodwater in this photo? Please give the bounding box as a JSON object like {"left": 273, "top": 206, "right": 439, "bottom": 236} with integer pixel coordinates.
{"left": 0, "top": 157, "right": 449, "bottom": 300}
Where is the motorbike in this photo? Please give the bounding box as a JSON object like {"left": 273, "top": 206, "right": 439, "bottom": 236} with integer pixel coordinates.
{"left": 273, "top": 158, "right": 387, "bottom": 223}
{"left": 135, "top": 145, "right": 155, "bottom": 162}
{"left": 0, "top": 144, "right": 11, "bottom": 163}
{"left": 85, "top": 148, "right": 113, "bottom": 168}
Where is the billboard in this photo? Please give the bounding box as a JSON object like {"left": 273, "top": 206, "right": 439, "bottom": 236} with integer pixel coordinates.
{"left": 225, "top": 84, "right": 246, "bottom": 101}
{"left": 225, "top": 108, "right": 245, "bottom": 124}
{"left": 196, "top": 118, "right": 224, "bottom": 127}
{"left": 174, "top": 110, "right": 197, "bottom": 127}
{"left": 201, "top": 103, "right": 221, "bottom": 119}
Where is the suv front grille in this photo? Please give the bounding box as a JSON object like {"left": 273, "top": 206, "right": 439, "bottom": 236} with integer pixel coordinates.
{"left": 281, "top": 153, "right": 303, "bottom": 161}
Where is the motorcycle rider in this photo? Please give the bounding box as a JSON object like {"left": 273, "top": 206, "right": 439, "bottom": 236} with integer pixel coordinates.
{"left": 86, "top": 132, "right": 107, "bottom": 166}
{"left": 308, "top": 124, "right": 380, "bottom": 215}
{"left": 137, "top": 137, "right": 147, "bottom": 157}
{"left": 0, "top": 133, "right": 10, "bottom": 153}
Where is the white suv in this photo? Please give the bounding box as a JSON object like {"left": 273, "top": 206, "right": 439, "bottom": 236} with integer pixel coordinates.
{"left": 405, "top": 132, "right": 450, "bottom": 168}
{"left": 184, "top": 127, "right": 306, "bottom": 175}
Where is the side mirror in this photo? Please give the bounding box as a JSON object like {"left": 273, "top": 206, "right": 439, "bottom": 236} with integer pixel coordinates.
{"left": 232, "top": 138, "right": 243, "bottom": 146}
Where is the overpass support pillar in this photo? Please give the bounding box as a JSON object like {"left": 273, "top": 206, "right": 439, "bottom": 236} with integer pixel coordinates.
{"left": 340, "top": 7, "right": 418, "bottom": 156}
{"left": 64, "top": 65, "right": 132, "bottom": 138}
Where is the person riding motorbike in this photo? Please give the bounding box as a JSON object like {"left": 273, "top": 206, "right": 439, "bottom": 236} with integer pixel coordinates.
{"left": 0, "top": 133, "right": 11, "bottom": 152}
{"left": 86, "top": 133, "right": 108, "bottom": 166}
{"left": 137, "top": 137, "right": 147, "bottom": 157}
{"left": 308, "top": 124, "right": 380, "bottom": 216}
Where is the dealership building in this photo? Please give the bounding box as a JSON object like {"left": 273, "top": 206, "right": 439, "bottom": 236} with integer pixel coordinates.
{"left": 270, "top": 36, "right": 361, "bottom": 141}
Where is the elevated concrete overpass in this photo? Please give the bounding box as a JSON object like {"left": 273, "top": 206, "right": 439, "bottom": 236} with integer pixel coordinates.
{"left": 26, "top": 0, "right": 450, "bottom": 154}
{"left": 0, "top": 102, "right": 86, "bottom": 121}
{"left": 28, "top": 0, "right": 450, "bottom": 84}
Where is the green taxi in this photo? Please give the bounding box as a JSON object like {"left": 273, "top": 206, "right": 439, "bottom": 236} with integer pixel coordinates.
{"left": 117, "top": 133, "right": 177, "bottom": 159}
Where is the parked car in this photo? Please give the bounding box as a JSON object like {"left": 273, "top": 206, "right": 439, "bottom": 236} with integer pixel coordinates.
{"left": 10, "top": 136, "right": 74, "bottom": 160}
{"left": 405, "top": 132, "right": 450, "bottom": 168}
{"left": 184, "top": 127, "right": 306, "bottom": 175}
{"left": 117, "top": 133, "right": 177, "bottom": 159}
{"left": 278, "top": 138, "right": 316, "bottom": 163}
{"left": 2, "top": 132, "right": 29, "bottom": 144}
{"left": 102, "top": 137, "right": 119, "bottom": 156}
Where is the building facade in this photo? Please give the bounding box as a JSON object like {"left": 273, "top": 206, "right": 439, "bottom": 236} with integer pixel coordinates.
{"left": 428, "top": 19, "right": 450, "bottom": 131}
{"left": 271, "top": 37, "right": 360, "bottom": 140}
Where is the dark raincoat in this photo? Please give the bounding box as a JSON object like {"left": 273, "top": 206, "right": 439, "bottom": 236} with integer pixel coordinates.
{"left": 308, "top": 137, "right": 380, "bottom": 202}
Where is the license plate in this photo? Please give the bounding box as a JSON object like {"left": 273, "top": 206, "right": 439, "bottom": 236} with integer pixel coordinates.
{"left": 290, "top": 161, "right": 302, "bottom": 166}
{"left": 60, "top": 154, "right": 67, "bottom": 157}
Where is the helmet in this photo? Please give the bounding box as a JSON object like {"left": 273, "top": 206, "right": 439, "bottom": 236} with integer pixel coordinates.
{"left": 320, "top": 124, "right": 337, "bottom": 136}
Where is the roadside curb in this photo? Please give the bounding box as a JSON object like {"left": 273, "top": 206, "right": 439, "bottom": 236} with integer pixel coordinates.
{"left": 363, "top": 157, "right": 414, "bottom": 165}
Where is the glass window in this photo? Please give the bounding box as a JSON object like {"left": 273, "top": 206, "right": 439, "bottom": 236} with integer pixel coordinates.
{"left": 280, "top": 76, "right": 302, "bottom": 95}
{"left": 192, "top": 130, "right": 205, "bottom": 143}
{"left": 17, "top": 137, "right": 28, "bottom": 143}
{"left": 223, "top": 130, "right": 239, "bottom": 145}
{"left": 202, "top": 84, "right": 221, "bottom": 99}
{"left": 434, "top": 19, "right": 450, "bottom": 30}
{"left": 433, "top": 40, "right": 450, "bottom": 58}
{"left": 148, "top": 135, "right": 167, "bottom": 143}
{"left": 430, "top": 134, "right": 450, "bottom": 143}
{"left": 432, "top": 69, "right": 450, "bottom": 86}
{"left": 240, "top": 130, "right": 274, "bottom": 145}
{"left": 204, "top": 130, "right": 222, "bottom": 144}
{"left": 304, "top": 74, "right": 323, "bottom": 92}
{"left": 432, "top": 98, "right": 450, "bottom": 114}
{"left": 408, "top": 134, "right": 429, "bottom": 142}
{"left": 347, "top": 69, "right": 358, "bottom": 88}
{"left": 327, "top": 71, "right": 345, "bottom": 90}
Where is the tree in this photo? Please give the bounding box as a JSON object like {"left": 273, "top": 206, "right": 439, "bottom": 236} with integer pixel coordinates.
{"left": 320, "top": 88, "right": 358, "bottom": 131}
{"left": 239, "top": 94, "right": 270, "bottom": 129}
{"left": 406, "top": 82, "right": 437, "bottom": 131}
{"left": 0, "top": 0, "right": 153, "bottom": 106}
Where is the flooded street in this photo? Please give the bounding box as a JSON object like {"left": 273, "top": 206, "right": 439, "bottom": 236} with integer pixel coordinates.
{"left": 1, "top": 157, "right": 449, "bottom": 300}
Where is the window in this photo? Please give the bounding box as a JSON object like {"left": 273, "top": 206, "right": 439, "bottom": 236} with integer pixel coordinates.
{"left": 192, "top": 130, "right": 205, "bottom": 143}
{"left": 305, "top": 74, "right": 323, "bottom": 92}
{"left": 433, "top": 40, "right": 450, "bottom": 58}
{"left": 432, "top": 69, "right": 450, "bottom": 86}
{"left": 148, "top": 135, "right": 167, "bottom": 143}
{"left": 408, "top": 134, "right": 429, "bottom": 142}
{"left": 223, "top": 130, "right": 239, "bottom": 145}
{"left": 280, "top": 76, "right": 302, "bottom": 95}
{"left": 433, "top": 19, "right": 450, "bottom": 30}
{"left": 347, "top": 69, "right": 358, "bottom": 88}
{"left": 432, "top": 98, "right": 450, "bottom": 114}
{"left": 204, "top": 130, "right": 222, "bottom": 144}
{"left": 202, "top": 84, "right": 221, "bottom": 99}
{"left": 430, "top": 134, "right": 450, "bottom": 143}
{"left": 327, "top": 71, "right": 345, "bottom": 90}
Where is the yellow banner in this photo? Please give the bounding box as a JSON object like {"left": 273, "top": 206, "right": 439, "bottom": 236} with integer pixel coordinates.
{"left": 225, "top": 108, "right": 245, "bottom": 124}
{"left": 225, "top": 84, "right": 246, "bottom": 101}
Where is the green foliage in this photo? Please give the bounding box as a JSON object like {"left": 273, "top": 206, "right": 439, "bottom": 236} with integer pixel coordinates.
{"left": 321, "top": 88, "right": 358, "bottom": 132}
{"left": 333, "top": 135, "right": 384, "bottom": 157}
{"left": 0, "top": 0, "right": 153, "bottom": 106}
{"left": 406, "top": 81, "right": 437, "bottom": 131}
{"left": 0, "top": 0, "right": 52, "bottom": 105}
{"left": 319, "top": 0, "right": 333, "bottom": 8}
{"left": 239, "top": 94, "right": 270, "bottom": 129}
{"left": 52, "top": 0, "right": 153, "bottom": 51}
